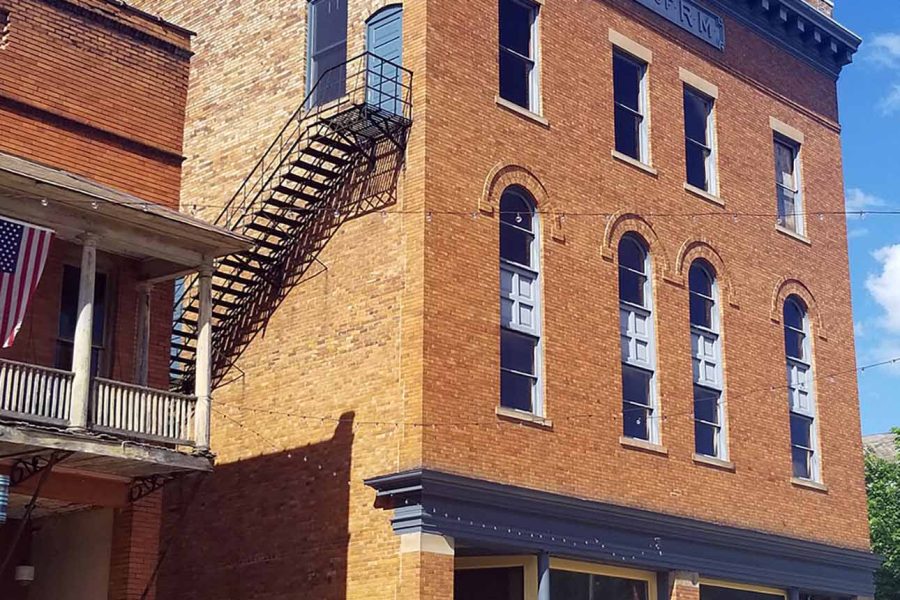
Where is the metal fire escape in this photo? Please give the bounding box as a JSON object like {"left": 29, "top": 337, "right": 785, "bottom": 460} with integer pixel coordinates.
{"left": 170, "top": 53, "right": 413, "bottom": 392}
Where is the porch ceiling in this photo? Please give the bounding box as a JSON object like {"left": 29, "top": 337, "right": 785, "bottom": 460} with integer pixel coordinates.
{"left": 0, "top": 151, "right": 250, "bottom": 280}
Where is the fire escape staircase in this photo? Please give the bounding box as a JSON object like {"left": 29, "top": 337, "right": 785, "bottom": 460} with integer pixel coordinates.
{"left": 170, "top": 53, "right": 413, "bottom": 392}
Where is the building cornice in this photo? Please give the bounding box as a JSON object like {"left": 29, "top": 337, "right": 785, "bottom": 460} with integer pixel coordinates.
{"left": 366, "top": 469, "right": 878, "bottom": 596}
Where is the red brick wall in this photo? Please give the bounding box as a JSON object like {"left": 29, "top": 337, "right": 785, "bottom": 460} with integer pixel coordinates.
{"left": 419, "top": 0, "right": 869, "bottom": 551}
{"left": 109, "top": 492, "right": 163, "bottom": 600}
{"left": 0, "top": 0, "right": 191, "bottom": 207}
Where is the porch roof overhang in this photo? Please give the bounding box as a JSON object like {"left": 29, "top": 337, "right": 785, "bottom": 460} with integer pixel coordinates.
{"left": 0, "top": 151, "right": 251, "bottom": 281}
{"left": 365, "top": 469, "right": 880, "bottom": 597}
{"left": 0, "top": 420, "right": 212, "bottom": 479}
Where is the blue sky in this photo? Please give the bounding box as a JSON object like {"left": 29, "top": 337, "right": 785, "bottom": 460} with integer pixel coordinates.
{"left": 834, "top": 3, "right": 900, "bottom": 434}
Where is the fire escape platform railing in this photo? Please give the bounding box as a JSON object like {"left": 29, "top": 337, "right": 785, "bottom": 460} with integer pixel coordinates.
{"left": 170, "top": 52, "right": 413, "bottom": 393}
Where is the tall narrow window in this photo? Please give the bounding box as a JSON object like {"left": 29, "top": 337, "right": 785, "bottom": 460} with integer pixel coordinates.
{"left": 689, "top": 261, "right": 726, "bottom": 459}
{"left": 613, "top": 50, "right": 648, "bottom": 162}
{"left": 55, "top": 265, "right": 108, "bottom": 377}
{"left": 683, "top": 87, "right": 716, "bottom": 193}
{"left": 308, "top": 0, "right": 348, "bottom": 106}
{"left": 500, "top": 188, "right": 542, "bottom": 414}
{"left": 784, "top": 296, "right": 818, "bottom": 480}
{"left": 499, "top": 0, "right": 539, "bottom": 112}
{"left": 774, "top": 136, "right": 803, "bottom": 235}
{"left": 618, "top": 235, "right": 656, "bottom": 442}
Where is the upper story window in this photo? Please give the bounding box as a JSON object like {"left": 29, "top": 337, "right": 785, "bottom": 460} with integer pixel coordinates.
{"left": 689, "top": 260, "right": 727, "bottom": 460}
{"left": 683, "top": 86, "right": 717, "bottom": 193}
{"left": 774, "top": 135, "right": 804, "bottom": 235}
{"left": 308, "top": 0, "right": 348, "bottom": 106}
{"left": 500, "top": 187, "right": 542, "bottom": 414}
{"left": 55, "top": 265, "right": 108, "bottom": 377}
{"left": 613, "top": 50, "right": 649, "bottom": 163}
{"left": 498, "top": 0, "right": 540, "bottom": 112}
{"left": 618, "top": 235, "right": 657, "bottom": 442}
{"left": 784, "top": 296, "right": 819, "bottom": 481}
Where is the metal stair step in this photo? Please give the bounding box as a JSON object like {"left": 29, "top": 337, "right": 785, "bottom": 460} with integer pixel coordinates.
{"left": 220, "top": 258, "right": 270, "bottom": 276}
{"left": 214, "top": 271, "right": 256, "bottom": 287}
{"left": 213, "top": 284, "right": 249, "bottom": 297}
{"left": 252, "top": 237, "right": 282, "bottom": 252}
{"left": 182, "top": 305, "right": 230, "bottom": 320}
{"left": 256, "top": 210, "right": 309, "bottom": 227}
{"left": 245, "top": 222, "right": 292, "bottom": 238}
{"left": 171, "top": 342, "right": 196, "bottom": 353}
{"left": 264, "top": 200, "right": 317, "bottom": 216}
{"left": 282, "top": 173, "right": 330, "bottom": 191}
{"left": 304, "top": 148, "right": 349, "bottom": 166}
{"left": 274, "top": 185, "right": 321, "bottom": 203}
{"left": 291, "top": 159, "right": 338, "bottom": 178}
{"left": 170, "top": 355, "right": 193, "bottom": 364}
{"left": 310, "top": 135, "right": 357, "bottom": 154}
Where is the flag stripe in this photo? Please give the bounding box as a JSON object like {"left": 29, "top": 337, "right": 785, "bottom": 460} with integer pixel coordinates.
{"left": 0, "top": 220, "right": 53, "bottom": 349}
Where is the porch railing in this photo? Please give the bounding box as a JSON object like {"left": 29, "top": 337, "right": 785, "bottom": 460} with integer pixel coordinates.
{"left": 0, "top": 359, "right": 72, "bottom": 425}
{"left": 0, "top": 358, "right": 196, "bottom": 446}
{"left": 91, "top": 378, "right": 196, "bottom": 446}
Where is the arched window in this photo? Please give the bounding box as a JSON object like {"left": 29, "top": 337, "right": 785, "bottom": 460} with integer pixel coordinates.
{"left": 618, "top": 234, "right": 657, "bottom": 442}
{"left": 500, "top": 187, "right": 542, "bottom": 414}
{"left": 689, "top": 260, "right": 726, "bottom": 459}
{"left": 784, "top": 295, "right": 818, "bottom": 481}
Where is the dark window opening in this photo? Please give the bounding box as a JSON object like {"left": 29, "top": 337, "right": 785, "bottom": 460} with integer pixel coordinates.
{"left": 613, "top": 51, "right": 645, "bottom": 160}
{"left": 550, "top": 569, "right": 649, "bottom": 600}
{"left": 499, "top": 0, "right": 537, "bottom": 110}
{"left": 308, "top": 0, "right": 348, "bottom": 106}
{"left": 684, "top": 87, "right": 714, "bottom": 191}
{"left": 0, "top": 10, "right": 9, "bottom": 48}
{"left": 701, "top": 585, "right": 785, "bottom": 600}
{"left": 454, "top": 567, "right": 524, "bottom": 600}
{"left": 55, "top": 265, "right": 108, "bottom": 376}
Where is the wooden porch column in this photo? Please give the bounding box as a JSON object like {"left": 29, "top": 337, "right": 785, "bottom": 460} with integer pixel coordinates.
{"left": 134, "top": 283, "right": 153, "bottom": 387}
{"left": 69, "top": 234, "right": 97, "bottom": 430}
{"left": 194, "top": 262, "right": 213, "bottom": 452}
{"left": 537, "top": 552, "right": 551, "bottom": 600}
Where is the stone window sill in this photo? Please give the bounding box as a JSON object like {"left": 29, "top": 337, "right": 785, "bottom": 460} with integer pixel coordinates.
{"left": 611, "top": 150, "right": 658, "bottom": 177}
{"left": 495, "top": 96, "right": 550, "bottom": 128}
{"left": 775, "top": 224, "right": 811, "bottom": 246}
{"left": 496, "top": 406, "right": 553, "bottom": 429}
{"left": 693, "top": 453, "right": 736, "bottom": 472}
{"left": 620, "top": 436, "right": 668, "bottom": 456}
{"left": 791, "top": 477, "right": 828, "bottom": 493}
{"left": 684, "top": 182, "right": 724, "bottom": 207}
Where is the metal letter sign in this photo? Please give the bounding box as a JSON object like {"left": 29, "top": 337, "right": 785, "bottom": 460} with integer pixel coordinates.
{"left": 634, "top": 0, "right": 725, "bottom": 50}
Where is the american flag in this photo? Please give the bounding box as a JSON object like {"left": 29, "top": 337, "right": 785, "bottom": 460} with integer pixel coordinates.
{"left": 0, "top": 217, "right": 52, "bottom": 348}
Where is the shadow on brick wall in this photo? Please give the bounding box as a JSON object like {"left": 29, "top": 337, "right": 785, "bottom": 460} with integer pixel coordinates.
{"left": 155, "top": 412, "right": 356, "bottom": 600}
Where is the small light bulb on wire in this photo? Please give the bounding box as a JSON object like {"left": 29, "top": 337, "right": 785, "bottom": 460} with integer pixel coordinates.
{"left": 41, "top": 198, "right": 48, "bottom": 207}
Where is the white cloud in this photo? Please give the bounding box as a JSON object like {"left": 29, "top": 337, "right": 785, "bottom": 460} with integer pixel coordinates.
{"left": 846, "top": 188, "right": 888, "bottom": 218}
{"left": 866, "top": 245, "right": 900, "bottom": 333}
{"left": 880, "top": 84, "right": 900, "bottom": 115}
{"left": 869, "top": 34, "right": 900, "bottom": 69}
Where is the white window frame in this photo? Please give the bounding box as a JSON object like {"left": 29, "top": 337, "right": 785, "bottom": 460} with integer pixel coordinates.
{"left": 784, "top": 297, "right": 819, "bottom": 482}
{"left": 498, "top": 0, "right": 541, "bottom": 114}
{"left": 612, "top": 49, "right": 650, "bottom": 165}
{"left": 774, "top": 134, "right": 805, "bottom": 237}
{"left": 683, "top": 86, "right": 718, "bottom": 195}
{"left": 689, "top": 261, "right": 727, "bottom": 460}
{"left": 618, "top": 235, "right": 658, "bottom": 443}
{"left": 500, "top": 188, "right": 543, "bottom": 416}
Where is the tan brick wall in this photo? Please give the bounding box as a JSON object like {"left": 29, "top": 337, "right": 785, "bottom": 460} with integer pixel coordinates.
{"left": 0, "top": 0, "right": 191, "bottom": 207}
{"left": 419, "top": 0, "right": 868, "bottom": 551}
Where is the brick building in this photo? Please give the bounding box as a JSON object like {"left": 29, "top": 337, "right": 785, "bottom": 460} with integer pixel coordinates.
{"left": 0, "top": 1, "right": 246, "bottom": 598}
{"left": 127, "top": 0, "right": 875, "bottom": 598}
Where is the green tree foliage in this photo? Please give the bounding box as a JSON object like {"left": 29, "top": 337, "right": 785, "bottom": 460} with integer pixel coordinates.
{"left": 866, "top": 428, "right": 900, "bottom": 599}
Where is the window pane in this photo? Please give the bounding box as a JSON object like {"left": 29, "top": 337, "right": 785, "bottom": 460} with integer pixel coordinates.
{"left": 58, "top": 266, "right": 107, "bottom": 346}
{"left": 500, "top": 224, "right": 533, "bottom": 266}
{"left": 614, "top": 106, "right": 641, "bottom": 159}
{"left": 784, "top": 329, "right": 805, "bottom": 361}
{"left": 501, "top": 370, "right": 534, "bottom": 412}
{"left": 500, "top": 191, "right": 533, "bottom": 231}
{"left": 690, "top": 294, "right": 714, "bottom": 329}
{"left": 774, "top": 140, "right": 796, "bottom": 189}
{"left": 550, "top": 571, "right": 590, "bottom": 600}
{"left": 623, "top": 401, "right": 650, "bottom": 440}
{"left": 310, "top": 0, "right": 348, "bottom": 51}
{"left": 618, "top": 237, "right": 646, "bottom": 273}
{"left": 613, "top": 53, "right": 642, "bottom": 112}
{"left": 778, "top": 187, "right": 798, "bottom": 230}
{"left": 501, "top": 330, "right": 536, "bottom": 375}
{"left": 694, "top": 386, "right": 719, "bottom": 423}
{"left": 790, "top": 413, "right": 812, "bottom": 448}
{"left": 455, "top": 567, "right": 525, "bottom": 600}
{"left": 784, "top": 299, "right": 805, "bottom": 330}
{"left": 312, "top": 45, "right": 348, "bottom": 105}
{"left": 695, "top": 420, "right": 717, "bottom": 456}
{"left": 622, "top": 366, "right": 652, "bottom": 407}
{"left": 499, "top": 50, "right": 530, "bottom": 109}
{"left": 683, "top": 89, "right": 709, "bottom": 144}
{"left": 689, "top": 263, "right": 713, "bottom": 296}
{"left": 618, "top": 268, "right": 645, "bottom": 306}
{"left": 499, "top": 0, "right": 532, "bottom": 57}
{"left": 592, "top": 574, "right": 648, "bottom": 600}
{"left": 686, "top": 140, "right": 709, "bottom": 190}
{"left": 792, "top": 446, "right": 812, "bottom": 479}
{"left": 701, "top": 585, "right": 789, "bottom": 600}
